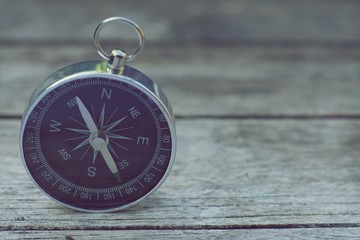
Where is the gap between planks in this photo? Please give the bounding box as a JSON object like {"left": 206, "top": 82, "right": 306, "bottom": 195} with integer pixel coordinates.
{"left": 2, "top": 114, "right": 360, "bottom": 121}
{"left": 2, "top": 39, "right": 360, "bottom": 48}
{"left": 4, "top": 223, "right": 360, "bottom": 232}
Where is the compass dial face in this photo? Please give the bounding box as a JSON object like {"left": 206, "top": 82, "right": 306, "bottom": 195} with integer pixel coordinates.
{"left": 21, "top": 75, "right": 174, "bottom": 211}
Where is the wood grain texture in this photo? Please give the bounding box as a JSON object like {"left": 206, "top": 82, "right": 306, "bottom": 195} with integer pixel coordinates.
{"left": 1, "top": 45, "right": 360, "bottom": 116}
{"left": 1, "top": 0, "right": 360, "bottom": 43}
{"left": 2, "top": 228, "right": 360, "bottom": 240}
{"left": 1, "top": 120, "right": 360, "bottom": 234}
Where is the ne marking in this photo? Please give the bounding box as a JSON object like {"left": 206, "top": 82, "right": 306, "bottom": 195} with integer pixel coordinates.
{"left": 73, "top": 189, "right": 78, "bottom": 197}
{"left": 128, "top": 106, "right": 141, "bottom": 119}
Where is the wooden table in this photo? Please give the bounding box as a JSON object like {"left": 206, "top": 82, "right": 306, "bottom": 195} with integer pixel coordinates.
{"left": 1, "top": 1, "right": 360, "bottom": 239}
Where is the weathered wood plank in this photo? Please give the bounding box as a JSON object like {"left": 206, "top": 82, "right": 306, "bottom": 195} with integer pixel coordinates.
{"left": 1, "top": 119, "right": 360, "bottom": 231}
{"left": 2, "top": 228, "right": 360, "bottom": 240}
{"left": 1, "top": 0, "right": 360, "bottom": 43}
{"left": 1, "top": 45, "right": 360, "bottom": 116}
{"left": 1, "top": 1, "right": 359, "bottom": 240}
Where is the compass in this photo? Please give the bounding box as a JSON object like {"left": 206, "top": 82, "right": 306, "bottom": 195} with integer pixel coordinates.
{"left": 19, "top": 17, "right": 176, "bottom": 212}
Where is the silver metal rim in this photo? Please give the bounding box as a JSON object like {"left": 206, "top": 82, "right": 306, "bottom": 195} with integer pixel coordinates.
{"left": 93, "top": 17, "right": 145, "bottom": 61}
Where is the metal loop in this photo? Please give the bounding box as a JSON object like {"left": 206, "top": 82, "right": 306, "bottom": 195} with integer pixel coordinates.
{"left": 93, "top": 17, "right": 145, "bottom": 61}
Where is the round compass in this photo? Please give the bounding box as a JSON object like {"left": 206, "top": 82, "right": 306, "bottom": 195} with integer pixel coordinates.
{"left": 19, "top": 17, "right": 176, "bottom": 212}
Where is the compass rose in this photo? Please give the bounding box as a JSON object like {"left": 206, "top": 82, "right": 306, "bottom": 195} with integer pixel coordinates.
{"left": 64, "top": 97, "right": 133, "bottom": 182}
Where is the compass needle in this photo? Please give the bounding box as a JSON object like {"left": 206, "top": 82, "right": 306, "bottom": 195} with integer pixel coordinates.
{"left": 101, "top": 149, "right": 121, "bottom": 183}
{"left": 76, "top": 96, "right": 98, "bottom": 134}
{"left": 92, "top": 138, "right": 121, "bottom": 182}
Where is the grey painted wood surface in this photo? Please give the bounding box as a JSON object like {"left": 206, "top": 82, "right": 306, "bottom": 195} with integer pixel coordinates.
{"left": 1, "top": 120, "right": 360, "bottom": 238}
{"left": 1, "top": 45, "right": 360, "bottom": 116}
{"left": 1, "top": 0, "right": 360, "bottom": 43}
{"left": 3, "top": 229, "right": 360, "bottom": 240}
{"left": 1, "top": 0, "right": 360, "bottom": 239}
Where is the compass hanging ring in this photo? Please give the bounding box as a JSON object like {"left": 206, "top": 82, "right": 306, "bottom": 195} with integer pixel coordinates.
{"left": 93, "top": 17, "right": 145, "bottom": 61}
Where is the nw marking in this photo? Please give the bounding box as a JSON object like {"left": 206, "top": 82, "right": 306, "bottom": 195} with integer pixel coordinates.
{"left": 66, "top": 97, "right": 78, "bottom": 109}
